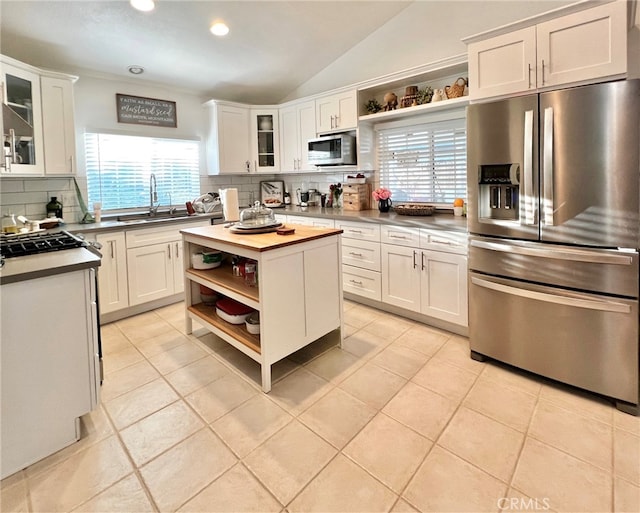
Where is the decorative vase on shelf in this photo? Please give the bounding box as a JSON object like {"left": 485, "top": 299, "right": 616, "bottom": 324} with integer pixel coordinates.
{"left": 378, "top": 198, "right": 392, "bottom": 213}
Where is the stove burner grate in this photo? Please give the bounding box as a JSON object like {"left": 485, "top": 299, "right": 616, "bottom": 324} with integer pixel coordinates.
{"left": 0, "top": 231, "right": 86, "bottom": 259}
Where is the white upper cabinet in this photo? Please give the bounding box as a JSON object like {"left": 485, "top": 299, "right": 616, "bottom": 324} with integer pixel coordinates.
{"left": 205, "top": 101, "right": 251, "bottom": 174}
{"left": 467, "top": 0, "right": 628, "bottom": 100}
{"left": 468, "top": 27, "right": 537, "bottom": 99}
{"left": 279, "top": 100, "right": 316, "bottom": 172}
{"left": 250, "top": 109, "right": 280, "bottom": 173}
{"left": 41, "top": 75, "right": 76, "bottom": 175}
{"left": 315, "top": 89, "right": 357, "bottom": 133}
{"left": 536, "top": 1, "right": 627, "bottom": 88}
{"left": 1, "top": 59, "right": 45, "bottom": 175}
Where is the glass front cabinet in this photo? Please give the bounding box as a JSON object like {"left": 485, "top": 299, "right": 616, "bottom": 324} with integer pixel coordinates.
{"left": 251, "top": 109, "right": 280, "bottom": 173}
{"left": 1, "top": 60, "right": 45, "bottom": 175}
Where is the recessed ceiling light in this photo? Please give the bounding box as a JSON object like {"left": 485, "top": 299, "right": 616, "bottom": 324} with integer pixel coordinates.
{"left": 128, "top": 65, "right": 145, "bottom": 75}
{"left": 130, "top": 0, "right": 155, "bottom": 12}
{"left": 210, "top": 21, "right": 230, "bottom": 37}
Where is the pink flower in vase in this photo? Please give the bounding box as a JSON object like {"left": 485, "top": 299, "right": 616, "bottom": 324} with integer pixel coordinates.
{"left": 372, "top": 187, "right": 392, "bottom": 201}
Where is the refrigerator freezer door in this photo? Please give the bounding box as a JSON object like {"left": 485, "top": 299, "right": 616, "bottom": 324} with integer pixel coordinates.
{"left": 540, "top": 80, "right": 640, "bottom": 248}
{"left": 469, "top": 272, "right": 639, "bottom": 405}
{"left": 467, "top": 94, "right": 539, "bottom": 241}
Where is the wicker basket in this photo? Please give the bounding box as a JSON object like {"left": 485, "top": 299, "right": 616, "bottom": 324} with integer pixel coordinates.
{"left": 445, "top": 77, "right": 467, "bottom": 99}
{"left": 394, "top": 204, "right": 435, "bottom": 216}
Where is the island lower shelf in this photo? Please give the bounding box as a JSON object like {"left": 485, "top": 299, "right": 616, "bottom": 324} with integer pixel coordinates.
{"left": 188, "top": 302, "right": 261, "bottom": 355}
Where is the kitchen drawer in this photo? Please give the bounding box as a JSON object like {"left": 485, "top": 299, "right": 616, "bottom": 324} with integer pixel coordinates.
{"left": 381, "top": 225, "right": 420, "bottom": 247}
{"left": 287, "top": 215, "right": 335, "bottom": 228}
{"left": 342, "top": 265, "right": 381, "bottom": 301}
{"left": 420, "top": 229, "right": 468, "bottom": 255}
{"left": 126, "top": 221, "right": 209, "bottom": 248}
{"left": 335, "top": 220, "right": 380, "bottom": 242}
{"left": 342, "top": 238, "right": 381, "bottom": 272}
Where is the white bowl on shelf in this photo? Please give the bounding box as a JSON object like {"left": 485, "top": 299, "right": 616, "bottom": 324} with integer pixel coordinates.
{"left": 192, "top": 251, "right": 222, "bottom": 269}
{"left": 245, "top": 312, "right": 260, "bottom": 334}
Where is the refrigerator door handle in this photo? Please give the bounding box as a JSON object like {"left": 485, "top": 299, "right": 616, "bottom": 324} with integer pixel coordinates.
{"left": 522, "top": 109, "right": 535, "bottom": 225}
{"left": 543, "top": 106, "right": 554, "bottom": 225}
{"left": 470, "top": 239, "right": 634, "bottom": 265}
{"left": 471, "top": 276, "right": 631, "bottom": 314}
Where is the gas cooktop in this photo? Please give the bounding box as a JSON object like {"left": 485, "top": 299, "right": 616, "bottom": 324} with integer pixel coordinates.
{"left": 0, "top": 231, "right": 86, "bottom": 259}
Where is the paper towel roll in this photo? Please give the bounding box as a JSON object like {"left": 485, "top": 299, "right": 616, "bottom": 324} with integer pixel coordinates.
{"left": 219, "top": 188, "right": 240, "bottom": 222}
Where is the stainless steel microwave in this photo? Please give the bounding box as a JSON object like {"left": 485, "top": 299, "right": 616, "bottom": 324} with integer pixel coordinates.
{"left": 308, "top": 133, "right": 356, "bottom": 166}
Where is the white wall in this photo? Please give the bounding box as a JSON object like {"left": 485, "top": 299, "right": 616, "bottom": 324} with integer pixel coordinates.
{"left": 282, "top": 0, "right": 574, "bottom": 101}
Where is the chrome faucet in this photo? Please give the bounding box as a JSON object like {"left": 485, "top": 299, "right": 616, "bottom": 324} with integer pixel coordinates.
{"left": 149, "top": 173, "right": 158, "bottom": 215}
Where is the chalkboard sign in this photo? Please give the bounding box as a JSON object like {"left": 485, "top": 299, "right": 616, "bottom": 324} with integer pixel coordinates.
{"left": 116, "top": 94, "right": 177, "bottom": 127}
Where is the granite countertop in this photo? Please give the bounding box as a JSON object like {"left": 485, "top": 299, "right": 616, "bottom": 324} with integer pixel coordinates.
{"left": 278, "top": 206, "right": 468, "bottom": 233}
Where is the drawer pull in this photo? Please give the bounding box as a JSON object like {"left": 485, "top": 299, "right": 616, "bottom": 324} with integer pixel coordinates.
{"left": 348, "top": 229, "right": 363, "bottom": 234}
{"left": 349, "top": 279, "right": 363, "bottom": 286}
{"left": 431, "top": 239, "right": 455, "bottom": 246}
{"left": 390, "top": 234, "right": 409, "bottom": 239}
{"left": 348, "top": 252, "right": 363, "bottom": 257}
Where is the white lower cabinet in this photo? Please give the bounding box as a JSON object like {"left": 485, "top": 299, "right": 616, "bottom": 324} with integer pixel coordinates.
{"left": 95, "top": 232, "right": 128, "bottom": 314}
{"left": 338, "top": 220, "right": 381, "bottom": 301}
{"left": 125, "top": 222, "right": 208, "bottom": 306}
{"left": 381, "top": 243, "right": 468, "bottom": 327}
{"left": 127, "top": 243, "right": 176, "bottom": 306}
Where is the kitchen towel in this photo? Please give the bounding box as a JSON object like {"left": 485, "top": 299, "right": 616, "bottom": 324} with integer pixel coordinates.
{"left": 219, "top": 188, "right": 240, "bottom": 222}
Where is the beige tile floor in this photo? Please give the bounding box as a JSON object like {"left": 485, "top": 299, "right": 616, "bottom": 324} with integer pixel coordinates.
{"left": 2, "top": 300, "right": 639, "bottom": 513}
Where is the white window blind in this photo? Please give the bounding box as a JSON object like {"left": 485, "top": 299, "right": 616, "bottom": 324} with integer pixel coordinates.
{"left": 85, "top": 132, "right": 200, "bottom": 211}
{"left": 376, "top": 117, "right": 467, "bottom": 204}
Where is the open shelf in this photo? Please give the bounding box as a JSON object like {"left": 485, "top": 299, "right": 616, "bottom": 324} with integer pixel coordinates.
{"left": 359, "top": 96, "right": 469, "bottom": 124}
{"left": 189, "top": 302, "right": 261, "bottom": 355}
{"left": 187, "top": 266, "right": 259, "bottom": 303}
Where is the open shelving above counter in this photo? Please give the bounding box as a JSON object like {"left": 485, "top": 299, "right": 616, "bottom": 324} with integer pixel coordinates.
{"left": 358, "top": 96, "right": 469, "bottom": 124}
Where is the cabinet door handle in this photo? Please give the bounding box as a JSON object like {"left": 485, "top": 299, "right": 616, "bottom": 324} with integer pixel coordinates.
{"left": 175, "top": 242, "right": 179, "bottom": 258}
{"left": 528, "top": 63, "right": 533, "bottom": 89}
{"left": 413, "top": 250, "right": 417, "bottom": 269}
{"left": 168, "top": 244, "right": 172, "bottom": 259}
{"left": 421, "top": 251, "right": 425, "bottom": 271}
{"left": 110, "top": 240, "right": 115, "bottom": 259}
{"left": 69, "top": 155, "right": 73, "bottom": 173}
{"left": 335, "top": 114, "right": 340, "bottom": 128}
{"left": 541, "top": 59, "right": 546, "bottom": 85}
{"left": 245, "top": 160, "right": 251, "bottom": 172}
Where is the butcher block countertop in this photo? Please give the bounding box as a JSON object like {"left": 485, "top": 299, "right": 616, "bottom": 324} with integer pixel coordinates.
{"left": 180, "top": 224, "right": 343, "bottom": 252}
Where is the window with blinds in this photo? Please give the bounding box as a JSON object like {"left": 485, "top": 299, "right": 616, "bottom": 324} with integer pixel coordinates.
{"left": 85, "top": 132, "right": 200, "bottom": 211}
{"left": 376, "top": 117, "right": 467, "bottom": 204}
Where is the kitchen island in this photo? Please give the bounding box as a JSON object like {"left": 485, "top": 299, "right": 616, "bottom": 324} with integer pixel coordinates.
{"left": 180, "top": 224, "right": 343, "bottom": 392}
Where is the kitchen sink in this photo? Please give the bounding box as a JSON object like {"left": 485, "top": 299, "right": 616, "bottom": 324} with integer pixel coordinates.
{"left": 116, "top": 210, "right": 190, "bottom": 223}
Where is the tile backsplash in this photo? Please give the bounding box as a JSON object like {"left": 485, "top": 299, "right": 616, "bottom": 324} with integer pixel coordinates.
{"left": 0, "top": 170, "right": 375, "bottom": 224}
{"left": 0, "top": 177, "right": 82, "bottom": 222}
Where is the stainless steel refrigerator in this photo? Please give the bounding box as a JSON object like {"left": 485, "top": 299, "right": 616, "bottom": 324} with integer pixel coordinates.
{"left": 467, "top": 79, "right": 639, "bottom": 415}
